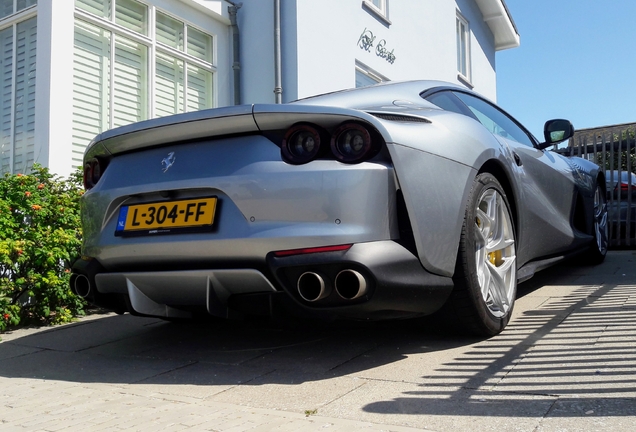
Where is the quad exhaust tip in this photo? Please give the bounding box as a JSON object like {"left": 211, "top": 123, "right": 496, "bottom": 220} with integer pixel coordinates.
{"left": 297, "top": 272, "right": 330, "bottom": 302}
{"left": 297, "top": 269, "right": 368, "bottom": 302}
{"left": 73, "top": 274, "right": 92, "bottom": 298}
{"left": 335, "top": 269, "right": 367, "bottom": 300}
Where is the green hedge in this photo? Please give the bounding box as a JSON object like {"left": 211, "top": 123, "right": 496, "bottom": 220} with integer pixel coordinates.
{"left": 0, "top": 164, "right": 85, "bottom": 332}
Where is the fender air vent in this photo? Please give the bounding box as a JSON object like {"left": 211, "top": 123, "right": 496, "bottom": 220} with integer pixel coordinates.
{"left": 370, "top": 113, "right": 431, "bottom": 123}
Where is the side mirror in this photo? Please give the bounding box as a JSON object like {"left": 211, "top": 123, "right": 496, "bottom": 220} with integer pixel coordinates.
{"left": 538, "top": 119, "right": 574, "bottom": 149}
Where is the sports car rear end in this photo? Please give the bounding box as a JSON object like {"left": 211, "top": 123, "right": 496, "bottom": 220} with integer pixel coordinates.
{"left": 71, "top": 103, "right": 455, "bottom": 321}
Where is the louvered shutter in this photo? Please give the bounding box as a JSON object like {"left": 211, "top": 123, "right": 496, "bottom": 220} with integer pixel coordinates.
{"left": 0, "top": 0, "right": 12, "bottom": 20}
{"left": 0, "top": 27, "right": 12, "bottom": 174}
{"left": 17, "top": 0, "right": 37, "bottom": 11}
{"left": 12, "top": 16, "right": 36, "bottom": 173}
{"left": 72, "top": 20, "right": 111, "bottom": 166}
{"left": 186, "top": 64, "right": 211, "bottom": 113}
{"left": 155, "top": 52, "right": 183, "bottom": 117}
{"left": 115, "top": 0, "right": 147, "bottom": 35}
{"left": 113, "top": 35, "right": 147, "bottom": 127}
{"left": 187, "top": 27, "right": 211, "bottom": 62}
{"left": 75, "top": 0, "right": 111, "bottom": 18}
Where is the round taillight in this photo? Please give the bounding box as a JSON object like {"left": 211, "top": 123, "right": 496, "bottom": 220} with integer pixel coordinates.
{"left": 83, "top": 162, "right": 93, "bottom": 190}
{"left": 281, "top": 124, "right": 322, "bottom": 164}
{"left": 91, "top": 161, "right": 101, "bottom": 185}
{"left": 331, "top": 123, "right": 373, "bottom": 163}
{"left": 83, "top": 159, "right": 104, "bottom": 190}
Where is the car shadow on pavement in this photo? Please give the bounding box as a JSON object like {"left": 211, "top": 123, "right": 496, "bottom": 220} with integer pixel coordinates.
{"left": 0, "top": 302, "right": 481, "bottom": 385}
{"left": 0, "top": 252, "right": 634, "bottom": 425}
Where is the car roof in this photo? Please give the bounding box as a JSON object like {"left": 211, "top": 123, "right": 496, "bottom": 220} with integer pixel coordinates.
{"left": 292, "top": 80, "right": 467, "bottom": 111}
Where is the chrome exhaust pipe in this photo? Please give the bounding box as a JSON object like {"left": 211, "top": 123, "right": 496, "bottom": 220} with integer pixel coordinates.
{"left": 297, "top": 272, "right": 330, "bottom": 302}
{"left": 73, "top": 274, "right": 92, "bottom": 298}
{"left": 335, "top": 269, "right": 367, "bottom": 300}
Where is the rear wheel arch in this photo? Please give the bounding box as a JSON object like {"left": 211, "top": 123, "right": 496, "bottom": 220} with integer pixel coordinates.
{"left": 443, "top": 171, "right": 518, "bottom": 336}
{"left": 583, "top": 174, "right": 608, "bottom": 264}
{"left": 477, "top": 160, "right": 519, "bottom": 240}
{"left": 594, "top": 173, "right": 607, "bottom": 233}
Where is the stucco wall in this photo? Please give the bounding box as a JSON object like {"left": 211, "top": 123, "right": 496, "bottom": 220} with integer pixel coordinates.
{"left": 239, "top": 0, "right": 498, "bottom": 104}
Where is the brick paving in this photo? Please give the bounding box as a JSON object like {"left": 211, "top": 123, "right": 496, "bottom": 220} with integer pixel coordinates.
{"left": 1, "top": 251, "right": 635, "bottom": 431}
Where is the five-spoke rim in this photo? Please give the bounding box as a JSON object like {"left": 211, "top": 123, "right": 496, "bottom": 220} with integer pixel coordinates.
{"left": 474, "top": 188, "right": 516, "bottom": 318}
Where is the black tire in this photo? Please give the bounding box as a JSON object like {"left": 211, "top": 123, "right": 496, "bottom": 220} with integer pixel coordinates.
{"left": 583, "top": 180, "right": 608, "bottom": 265}
{"left": 448, "top": 173, "right": 517, "bottom": 337}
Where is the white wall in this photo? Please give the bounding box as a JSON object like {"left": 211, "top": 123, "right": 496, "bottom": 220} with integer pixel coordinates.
{"left": 239, "top": 0, "right": 498, "bottom": 104}
{"left": 33, "top": 0, "right": 501, "bottom": 177}
{"left": 237, "top": 0, "right": 277, "bottom": 104}
{"left": 35, "top": 1, "right": 75, "bottom": 177}
{"left": 456, "top": 0, "right": 497, "bottom": 99}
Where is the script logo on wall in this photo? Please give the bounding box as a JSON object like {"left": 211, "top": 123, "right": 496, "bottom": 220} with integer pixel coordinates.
{"left": 357, "top": 28, "right": 396, "bottom": 64}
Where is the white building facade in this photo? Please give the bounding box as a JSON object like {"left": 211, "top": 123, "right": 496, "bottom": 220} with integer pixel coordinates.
{"left": 0, "top": 0, "right": 517, "bottom": 177}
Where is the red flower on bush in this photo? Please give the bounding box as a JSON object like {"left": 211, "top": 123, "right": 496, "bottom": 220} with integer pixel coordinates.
{"left": 1, "top": 164, "right": 85, "bottom": 329}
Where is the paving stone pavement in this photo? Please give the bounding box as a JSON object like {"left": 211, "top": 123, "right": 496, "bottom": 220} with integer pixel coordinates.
{"left": 0, "top": 251, "right": 635, "bottom": 431}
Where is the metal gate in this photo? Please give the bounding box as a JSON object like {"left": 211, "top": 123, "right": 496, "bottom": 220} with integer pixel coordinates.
{"left": 558, "top": 127, "right": 635, "bottom": 248}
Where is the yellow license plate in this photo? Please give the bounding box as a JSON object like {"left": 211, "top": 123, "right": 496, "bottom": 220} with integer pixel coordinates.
{"left": 116, "top": 197, "right": 217, "bottom": 235}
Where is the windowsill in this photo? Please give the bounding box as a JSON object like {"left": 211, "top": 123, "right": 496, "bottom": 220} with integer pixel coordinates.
{"left": 361, "top": 1, "right": 392, "bottom": 26}
{"left": 457, "top": 73, "right": 473, "bottom": 89}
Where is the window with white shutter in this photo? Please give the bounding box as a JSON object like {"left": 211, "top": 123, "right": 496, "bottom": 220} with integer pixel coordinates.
{"left": 12, "top": 17, "right": 37, "bottom": 173}
{"left": 1, "top": 0, "right": 36, "bottom": 20}
{"left": 155, "top": 51, "right": 183, "bottom": 117}
{"left": 72, "top": 19, "right": 111, "bottom": 166}
{"left": 0, "top": 27, "right": 13, "bottom": 174}
{"left": 113, "top": 35, "right": 147, "bottom": 127}
{"left": 187, "top": 64, "right": 211, "bottom": 112}
{"left": 0, "top": 3, "right": 37, "bottom": 175}
{"left": 72, "top": 0, "right": 215, "bottom": 166}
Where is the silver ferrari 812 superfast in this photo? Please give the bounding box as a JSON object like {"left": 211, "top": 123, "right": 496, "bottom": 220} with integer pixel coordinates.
{"left": 71, "top": 81, "right": 608, "bottom": 336}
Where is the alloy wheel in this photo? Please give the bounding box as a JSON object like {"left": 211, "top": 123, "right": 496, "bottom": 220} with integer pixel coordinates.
{"left": 473, "top": 188, "right": 517, "bottom": 318}
{"left": 593, "top": 184, "right": 609, "bottom": 254}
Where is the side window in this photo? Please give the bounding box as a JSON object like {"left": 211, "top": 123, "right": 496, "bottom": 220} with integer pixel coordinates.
{"left": 456, "top": 12, "right": 471, "bottom": 83}
{"left": 453, "top": 92, "right": 535, "bottom": 147}
{"left": 425, "top": 91, "right": 475, "bottom": 118}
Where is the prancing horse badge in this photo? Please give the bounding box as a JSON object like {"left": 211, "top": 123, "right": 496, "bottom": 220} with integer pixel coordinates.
{"left": 161, "top": 152, "right": 176, "bottom": 172}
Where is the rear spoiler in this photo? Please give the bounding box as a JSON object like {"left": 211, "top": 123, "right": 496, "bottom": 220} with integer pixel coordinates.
{"left": 85, "top": 104, "right": 392, "bottom": 160}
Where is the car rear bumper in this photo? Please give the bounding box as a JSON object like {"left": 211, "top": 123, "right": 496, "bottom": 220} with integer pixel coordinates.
{"left": 71, "top": 240, "right": 454, "bottom": 321}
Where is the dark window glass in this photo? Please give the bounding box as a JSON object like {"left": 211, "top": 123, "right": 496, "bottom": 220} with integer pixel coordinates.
{"left": 425, "top": 91, "right": 475, "bottom": 118}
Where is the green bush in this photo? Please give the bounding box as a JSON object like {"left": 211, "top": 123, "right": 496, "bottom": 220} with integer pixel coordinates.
{"left": 0, "top": 164, "right": 85, "bottom": 332}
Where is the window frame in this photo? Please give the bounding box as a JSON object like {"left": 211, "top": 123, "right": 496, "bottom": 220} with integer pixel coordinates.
{"left": 72, "top": 0, "right": 217, "bottom": 166}
{"left": 456, "top": 11, "right": 471, "bottom": 85}
{"left": 0, "top": 8, "right": 37, "bottom": 174}
{"left": 362, "top": 0, "right": 390, "bottom": 25}
{"left": 0, "top": 0, "right": 36, "bottom": 22}
{"left": 355, "top": 60, "right": 389, "bottom": 88}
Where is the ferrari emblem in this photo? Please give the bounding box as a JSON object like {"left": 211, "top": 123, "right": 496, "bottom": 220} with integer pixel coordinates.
{"left": 161, "top": 152, "right": 176, "bottom": 172}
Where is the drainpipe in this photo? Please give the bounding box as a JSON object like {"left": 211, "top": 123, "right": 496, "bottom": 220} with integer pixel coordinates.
{"left": 228, "top": 1, "right": 242, "bottom": 105}
{"left": 274, "top": 0, "right": 283, "bottom": 103}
